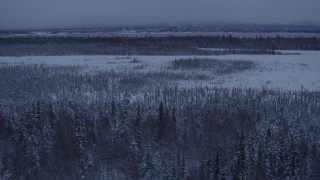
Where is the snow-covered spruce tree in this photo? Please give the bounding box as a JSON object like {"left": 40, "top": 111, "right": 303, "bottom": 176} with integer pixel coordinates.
{"left": 134, "top": 105, "right": 142, "bottom": 149}
{"left": 142, "top": 146, "right": 155, "bottom": 179}
{"left": 0, "top": 111, "right": 5, "bottom": 136}
{"left": 0, "top": 112, "right": 13, "bottom": 179}
{"left": 287, "top": 136, "right": 299, "bottom": 179}
{"left": 96, "top": 103, "right": 111, "bottom": 147}
{"left": 157, "top": 102, "right": 166, "bottom": 142}
{"left": 214, "top": 148, "right": 221, "bottom": 180}
{"left": 73, "top": 108, "right": 88, "bottom": 178}
{"left": 233, "top": 130, "right": 247, "bottom": 179}
{"left": 37, "top": 102, "right": 55, "bottom": 172}
{"left": 277, "top": 140, "right": 288, "bottom": 178}
{"left": 22, "top": 133, "right": 41, "bottom": 179}
{"left": 206, "top": 151, "right": 214, "bottom": 180}
{"left": 177, "top": 151, "right": 187, "bottom": 180}
{"left": 247, "top": 133, "right": 256, "bottom": 169}
{"left": 110, "top": 99, "right": 117, "bottom": 129}
{"left": 170, "top": 107, "right": 178, "bottom": 145}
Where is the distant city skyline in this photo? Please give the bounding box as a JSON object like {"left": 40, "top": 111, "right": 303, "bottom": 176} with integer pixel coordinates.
{"left": 1, "top": 0, "right": 320, "bottom": 30}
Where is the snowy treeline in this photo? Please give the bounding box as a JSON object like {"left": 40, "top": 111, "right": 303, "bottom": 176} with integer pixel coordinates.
{"left": 0, "top": 65, "right": 319, "bottom": 179}
{"left": 0, "top": 36, "right": 319, "bottom": 56}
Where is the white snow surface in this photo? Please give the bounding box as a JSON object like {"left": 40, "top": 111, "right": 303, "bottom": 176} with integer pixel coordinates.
{"left": 1, "top": 50, "right": 320, "bottom": 91}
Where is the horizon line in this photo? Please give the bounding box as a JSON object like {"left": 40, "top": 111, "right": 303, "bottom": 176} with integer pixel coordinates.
{"left": 1, "top": 22, "right": 320, "bottom": 32}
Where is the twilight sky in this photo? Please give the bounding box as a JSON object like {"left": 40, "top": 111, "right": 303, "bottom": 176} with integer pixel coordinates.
{"left": 0, "top": 0, "right": 319, "bottom": 30}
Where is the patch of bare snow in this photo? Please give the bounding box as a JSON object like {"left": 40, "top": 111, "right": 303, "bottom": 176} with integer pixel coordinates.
{"left": 0, "top": 50, "right": 319, "bottom": 91}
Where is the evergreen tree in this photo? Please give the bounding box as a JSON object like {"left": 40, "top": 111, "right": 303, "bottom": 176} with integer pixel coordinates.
{"left": 214, "top": 149, "right": 221, "bottom": 180}
{"left": 248, "top": 134, "right": 256, "bottom": 167}
{"left": 22, "top": 133, "right": 40, "bottom": 179}
{"left": 277, "top": 140, "right": 287, "bottom": 177}
{"left": 0, "top": 111, "right": 5, "bottom": 136}
{"left": 288, "top": 139, "right": 299, "bottom": 178}
{"left": 134, "top": 105, "right": 142, "bottom": 148}
{"left": 171, "top": 107, "right": 177, "bottom": 144}
{"left": 157, "top": 102, "right": 166, "bottom": 142}
{"left": 73, "top": 109, "right": 88, "bottom": 177}
{"left": 143, "top": 147, "right": 155, "bottom": 179}
{"left": 206, "top": 151, "right": 213, "bottom": 180}
{"left": 234, "top": 130, "right": 246, "bottom": 179}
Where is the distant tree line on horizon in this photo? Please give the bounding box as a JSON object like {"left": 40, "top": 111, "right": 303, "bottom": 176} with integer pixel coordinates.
{"left": 0, "top": 36, "right": 319, "bottom": 56}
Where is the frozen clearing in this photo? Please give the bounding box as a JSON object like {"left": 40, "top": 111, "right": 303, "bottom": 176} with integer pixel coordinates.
{"left": 1, "top": 50, "right": 320, "bottom": 91}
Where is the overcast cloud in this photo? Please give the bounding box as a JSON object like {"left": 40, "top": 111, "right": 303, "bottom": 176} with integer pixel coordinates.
{"left": 0, "top": 0, "right": 319, "bottom": 30}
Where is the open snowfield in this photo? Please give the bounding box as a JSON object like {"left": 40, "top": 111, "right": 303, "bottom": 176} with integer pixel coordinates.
{"left": 1, "top": 50, "right": 320, "bottom": 91}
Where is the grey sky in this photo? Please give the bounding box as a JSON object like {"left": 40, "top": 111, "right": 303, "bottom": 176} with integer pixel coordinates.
{"left": 0, "top": 0, "right": 319, "bottom": 30}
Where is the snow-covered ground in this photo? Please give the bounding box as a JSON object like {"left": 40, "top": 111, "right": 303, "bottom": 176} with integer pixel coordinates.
{"left": 1, "top": 50, "right": 320, "bottom": 91}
